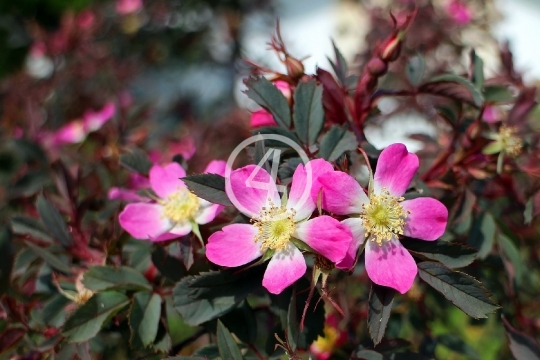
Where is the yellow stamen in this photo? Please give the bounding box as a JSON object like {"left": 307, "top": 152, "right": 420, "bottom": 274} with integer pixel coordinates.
{"left": 251, "top": 201, "right": 296, "bottom": 251}
{"left": 497, "top": 125, "right": 523, "bottom": 157}
{"left": 313, "top": 325, "right": 340, "bottom": 353}
{"left": 160, "top": 188, "right": 200, "bottom": 222}
{"left": 361, "top": 188, "right": 408, "bottom": 246}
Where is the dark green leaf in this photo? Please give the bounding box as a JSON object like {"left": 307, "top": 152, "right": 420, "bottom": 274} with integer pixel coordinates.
{"left": 168, "top": 356, "right": 207, "bottom": 360}
{"left": 55, "top": 343, "right": 76, "bottom": 360}
{"left": 417, "top": 261, "right": 499, "bottom": 318}
{"left": 484, "top": 86, "right": 513, "bottom": 103}
{"left": 11, "top": 170, "right": 50, "bottom": 197}
{"left": 25, "top": 241, "right": 72, "bottom": 274}
{"left": 119, "top": 148, "right": 152, "bottom": 175}
{"left": 286, "top": 289, "right": 298, "bottom": 351}
{"left": 194, "top": 345, "right": 220, "bottom": 358}
{"left": 328, "top": 39, "right": 348, "bottom": 84}
{"left": 497, "top": 234, "right": 523, "bottom": 283}
{"left": 401, "top": 238, "right": 476, "bottom": 269}
{"left": 221, "top": 301, "right": 257, "bottom": 344}
{"left": 470, "top": 50, "right": 484, "bottom": 90}
{"left": 406, "top": 54, "right": 426, "bottom": 87}
{"left": 524, "top": 198, "right": 533, "bottom": 225}
{"left": 469, "top": 212, "right": 495, "bottom": 259}
{"left": 181, "top": 174, "right": 233, "bottom": 207}
{"left": 152, "top": 318, "right": 172, "bottom": 353}
{"left": 421, "top": 74, "right": 484, "bottom": 107}
{"left": 0, "top": 228, "right": 14, "bottom": 296}
{"left": 179, "top": 237, "right": 194, "bottom": 270}
{"left": 278, "top": 157, "right": 303, "bottom": 180}
{"left": 129, "top": 292, "right": 161, "bottom": 347}
{"left": 36, "top": 195, "right": 73, "bottom": 247}
{"left": 62, "top": 291, "right": 129, "bottom": 343}
{"left": 10, "top": 215, "right": 53, "bottom": 243}
{"left": 354, "top": 349, "right": 389, "bottom": 360}
{"left": 244, "top": 77, "right": 291, "bottom": 128}
{"left": 293, "top": 79, "right": 325, "bottom": 145}
{"left": 318, "top": 125, "right": 357, "bottom": 161}
{"left": 437, "top": 334, "right": 480, "bottom": 360}
{"left": 503, "top": 317, "right": 540, "bottom": 360}
{"left": 217, "top": 320, "right": 244, "bottom": 360}
{"left": 152, "top": 246, "right": 186, "bottom": 282}
{"left": 42, "top": 294, "right": 70, "bottom": 327}
{"left": 368, "top": 283, "right": 395, "bottom": 345}
{"left": 81, "top": 265, "right": 152, "bottom": 292}
{"left": 252, "top": 126, "right": 301, "bottom": 148}
{"left": 172, "top": 266, "right": 265, "bottom": 325}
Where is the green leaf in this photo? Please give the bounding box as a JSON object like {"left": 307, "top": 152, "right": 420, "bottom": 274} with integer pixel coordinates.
{"left": 421, "top": 74, "right": 484, "bottom": 107}
{"left": 469, "top": 212, "right": 496, "bottom": 259}
{"left": 354, "top": 349, "right": 388, "bottom": 360}
{"left": 36, "top": 195, "right": 73, "bottom": 247}
{"left": 62, "top": 291, "right": 129, "bottom": 343}
{"left": 437, "top": 334, "right": 480, "bottom": 360}
{"left": 470, "top": 50, "right": 484, "bottom": 90}
{"left": 484, "top": 86, "right": 514, "bottom": 103}
{"left": 293, "top": 79, "right": 325, "bottom": 145}
{"left": 244, "top": 77, "right": 291, "bottom": 128}
{"left": 25, "top": 241, "right": 72, "bottom": 274}
{"left": 194, "top": 345, "right": 220, "bottom": 358}
{"left": 406, "top": 54, "right": 426, "bottom": 87}
{"left": 318, "top": 125, "right": 357, "bottom": 161}
{"left": 181, "top": 174, "right": 233, "bottom": 207}
{"left": 10, "top": 215, "right": 53, "bottom": 243}
{"left": 524, "top": 197, "right": 533, "bottom": 225}
{"left": 172, "top": 266, "right": 265, "bottom": 325}
{"left": 221, "top": 301, "right": 257, "bottom": 344}
{"left": 328, "top": 39, "right": 348, "bottom": 84}
{"left": 368, "top": 283, "right": 395, "bottom": 345}
{"left": 417, "top": 261, "right": 499, "bottom": 319}
{"left": 129, "top": 292, "right": 161, "bottom": 347}
{"left": 151, "top": 246, "right": 186, "bottom": 282}
{"left": 0, "top": 228, "right": 14, "bottom": 296}
{"left": 497, "top": 233, "right": 523, "bottom": 283}
{"left": 42, "top": 294, "right": 70, "bottom": 327}
{"left": 217, "top": 320, "right": 244, "bottom": 360}
{"left": 10, "top": 170, "right": 51, "bottom": 198}
{"left": 119, "top": 148, "right": 152, "bottom": 175}
{"left": 503, "top": 317, "right": 540, "bottom": 360}
{"left": 252, "top": 126, "right": 301, "bottom": 148}
{"left": 82, "top": 265, "right": 152, "bottom": 292}
{"left": 401, "top": 238, "right": 476, "bottom": 269}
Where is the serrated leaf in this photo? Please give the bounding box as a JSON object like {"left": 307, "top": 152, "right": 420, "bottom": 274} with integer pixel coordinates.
{"left": 42, "top": 294, "right": 70, "bottom": 327}
{"left": 417, "top": 261, "right": 499, "bottom": 318}
{"left": 252, "top": 126, "right": 301, "bottom": 148}
{"left": 469, "top": 212, "right": 496, "bottom": 259}
{"left": 328, "top": 39, "right": 348, "bottom": 84}
{"left": 119, "top": 148, "right": 152, "bottom": 175}
{"left": 81, "top": 265, "right": 152, "bottom": 292}
{"left": 129, "top": 292, "right": 161, "bottom": 347}
{"left": 25, "top": 241, "right": 72, "bottom": 274}
{"left": 368, "top": 283, "right": 395, "bottom": 345}
{"left": 244, "top": 77, "right": 291, "bottom": 128}
{"left": 181, "top": 174, "right": 232, "bottom": 207}
{"left": 503, "top": 317, "right": 540, "bottom": 360}
{"left": 318, "top": 125, "right": 357, "bottom": 161}
{"left": 62, "top": 291, "right": 129, "bottom": 343}
{"left": 10, "top": 215, "right": 53, "bottom": 243}
{"left": 484, "top": 86, "right": 513, "bottom": 103}
{"left": 406, "top": 54, "right": 426, "bottom": 87}
{"left": 172, "top": 266, "right": 265, "bottom": 325}
{"left": 0, "top": 228, "right": 14, "bottom": 296}
{"left": 194, "top": 344, "right": 220, "bottom": 358}
{"left": 36, "top": 195, "right": 73, "bottom": 247}
{"left": 293, "top": 79, "right": 325, "bottom": 146}
{"left": 221, "top": 301, "right": 257, "bottom": 345}
{"left": 401, "top": 238, "right": 476, "bottom": 269}
{"left": 470, "top": 50, "right": 484, "bottom": 90}
{"left": 151, "top": 246, "right": 186, "bottom": 282}
{"left": 437, "top": 334, "right": 480, "bottom": 360}
{"left": 217, "top": 320, "right": 244, "bottom": 360}
{"left": 420, "top": 74, "right": 484, "bottom": 107}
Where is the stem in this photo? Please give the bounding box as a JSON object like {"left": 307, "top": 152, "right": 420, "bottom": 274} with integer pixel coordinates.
{"left": 249, "top": 344, "right": 265, "bottom": 360}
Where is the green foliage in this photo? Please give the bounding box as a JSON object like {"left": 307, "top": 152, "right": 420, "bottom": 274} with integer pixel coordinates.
{"left": 36, "top": 195, "right": 73, "bottom": 247}
{"left": 293, "top": 79, "right": 325, "bottom": 145}
{"left": 244, "top": 77, "right": 292, "bottom": 128}
{"left": 129, "top": 292, "right": 162, "bottom": 348}
{"left": 318, "top": 125, "right": 357, "bottom": 161}
{"left": 119, "top": 148, "right": 153, "bottom": 175}
{"left": 181, "top": 174, "right": 233, "bottom": 207}
{"left": 368, "top": 284, "right": 396, "bottom": 345}
{"left": 81, "top": 265, "right": 152, "bottom": 292}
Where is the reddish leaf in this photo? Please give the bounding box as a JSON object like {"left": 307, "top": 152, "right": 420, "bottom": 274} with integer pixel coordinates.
{"left": 0, "top": 328, "right": 25, "bottom": 355}
{"left": 317, "top": 68, "right": 348, "bottom": 124}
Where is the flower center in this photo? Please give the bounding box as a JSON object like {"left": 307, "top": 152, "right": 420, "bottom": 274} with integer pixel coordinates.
{"left": 160, "top": 188, "right": 200, "bottom": 222}
{"left": 498, "top": 125, "right": 523, "bottom": 157}
{"left": 251, "top": 201, "right": 296, "bottom": 251}
{"left": 360, "top": 188, "right": 408, "bottom": 246}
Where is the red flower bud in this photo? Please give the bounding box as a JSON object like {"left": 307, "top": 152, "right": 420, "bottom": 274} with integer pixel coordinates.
{"left": 284, "top": 55, "right": 305, "bottom": 78}
{"left": 379, "top": 34, "right": 403, "bottom": 62}
{"left": 366, "top": 57, "right": 388, "bottom": 77}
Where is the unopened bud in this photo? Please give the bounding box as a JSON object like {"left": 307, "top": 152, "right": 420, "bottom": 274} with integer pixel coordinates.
{"left": 367, "top": 57, "right": 388, "bottom": 77}
{"left": 380, "top": 35, "right": 403, "bottom": 62}
{"left": 284, "top": 55, "right": 305, "bottom": 78}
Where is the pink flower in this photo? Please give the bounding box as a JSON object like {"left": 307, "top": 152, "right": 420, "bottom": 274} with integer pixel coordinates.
{"left": 119, "top": 160, "right": 226, "bottom": 241}
{"left": 206, "top": 160, "right": 352, "bottom": 294}
{"left": 316, "top": 143, "right": 448, "bottom": 294}
{"left": 483, "top": 105, "right": 502, "bottom": 124}
{"left": 83, "top": 102, "right": 116, "bottom": 132}
{"left": 249, "top": 80, "right": 291, "bottom": 128}
{"left": 446, "top": 0, "right": 473, "bottom": 25}
{"left": 116, "top": 0, "right": 143, "bottom": 15}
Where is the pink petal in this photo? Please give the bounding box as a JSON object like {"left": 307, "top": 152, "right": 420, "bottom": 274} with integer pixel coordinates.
{"left": 206, "top": 224, "right": 262, "bottom": 267}
{"left": 226, "top": 165, "right": 280, "bottom": 218}
{"left": 129, "top": 173, "right": 150, "bottom": 189}
{"left": 364, "top": 238, "right": 417, "bottom": 294}
{"left": 150, "top": 221, "right": 193, "bottom": 242}
{"left": 119, "top": 203, "right": 172, "bottom": 240}
{"left": 149, "top": 162, "right": 186, "bottom": 198}
{"left": 308, "top": 158, "right": 335, "bottom": 202}
{"left": 288, "top": 163, "right": 315, "bottom": 221}
{"left": 54, "top": 121, "right": 87, "bottom": 145}
{"left": 194, "top": 203, "right": 224, "bottom": 224}
{"left": 274, "top": 80, "right": 292, "bottom": 99}
{"left": 204, "top": 160, "right": 227, "bottom": 176}
{"left": 336, "top": 218, "right": 366, "bottom": 270}
{"left": 262, "top": 244, "right": 306, "bottom": 294}
{"left": 83, "top": 102, "right": 116, "bottom": 132}
{"left": 294, "top": 216, "right": 351, "bottom": 263}
{"left": 402, "top": 198, "right": 448, "bottom": 240}
{"left": 250, "top": 109, "right": 277, "bottom": 128}
{"left": 108, "top": 187, "right": 148, "bottom": 202}
{"left": 318, "top": 171, "right": 368, "bottom": 215}
{"left": 374, "top": 143, "right": 419, "bottom": 197}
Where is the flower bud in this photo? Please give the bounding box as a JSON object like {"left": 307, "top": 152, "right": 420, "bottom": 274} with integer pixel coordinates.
{"left": 284, "top": 55, "right": 305, "bottom": 78}
{"left": 366, "top": 57, "right": 388, "bottom": 77}
{"left": 380, "top": 35, "right": 402, "bottom": 62}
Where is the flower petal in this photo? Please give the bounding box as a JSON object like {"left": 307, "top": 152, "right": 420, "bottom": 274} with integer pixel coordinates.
{"left": 226, "top": 165, "right": 280, "bottom": 217}
{"left": 194, "top": 203, "right": 224, "bottom": 224}
{"left": 402, "top": 198, "right": 448, "bottom": 240}
{"left": 374, "top": 143, "right": 419, "bottom": 196}
{"left": 288, "top": 163, "right": 315, "bottom": 221}
{"left": 318, "top": 171, "right": 368, "bottom": 215}
{"left": 204, "top": 160, "right": 227, "bottom": 176}
{"left": 54, "top": 121, "right": 87, "bottom": 145}
{"left": 336, "top": 217, "right": 366, "bottom": 270}
{"left": 308, "top": 158, "right": 336, "bottom": 201}
{"left": 108, "top": 187, "right": 149, "bottom": 203}
{"left": 119, "top": 203, "right": 173, "bottom": 239}
{"left": 262, "top": 244, "right": 306, "bottom": 294}
{"left": 83, "top": 102, "right": 116, "bottom": 132}
{"left": 206, "top": 224, "right": 262, "bottom": 267}
{"left": 250, "top": 109, "right": 277, "bottom": 127}
{"left": 364, "top": 237, "right": 417, "bottom": 294}
{"left": 149, "top": 162, "right": 186, "bottom": 199}
{"left": 295, "top": 215, "right": 351, "bottom": 263}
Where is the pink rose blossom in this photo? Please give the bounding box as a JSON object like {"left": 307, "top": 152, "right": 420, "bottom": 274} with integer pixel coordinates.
{"left": 206, "top": 160, "right": 352, "bottom": 294}
{"left": 249, "top": 80, "right": 291, "bottom": 128}
{"left": 119, "top": 160, "right": 226, "bottom": 241}
{"left": 116, "top": 0, "right": 143, "bottom": 15}
{"left": 483, "top": 105, "right": 502, "bottom": 123}
{"left": 446, "top": 0, "right": 473, "bottom": 25}
{"left": 315, "top": 143, "right": 448, "bottom": 294}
